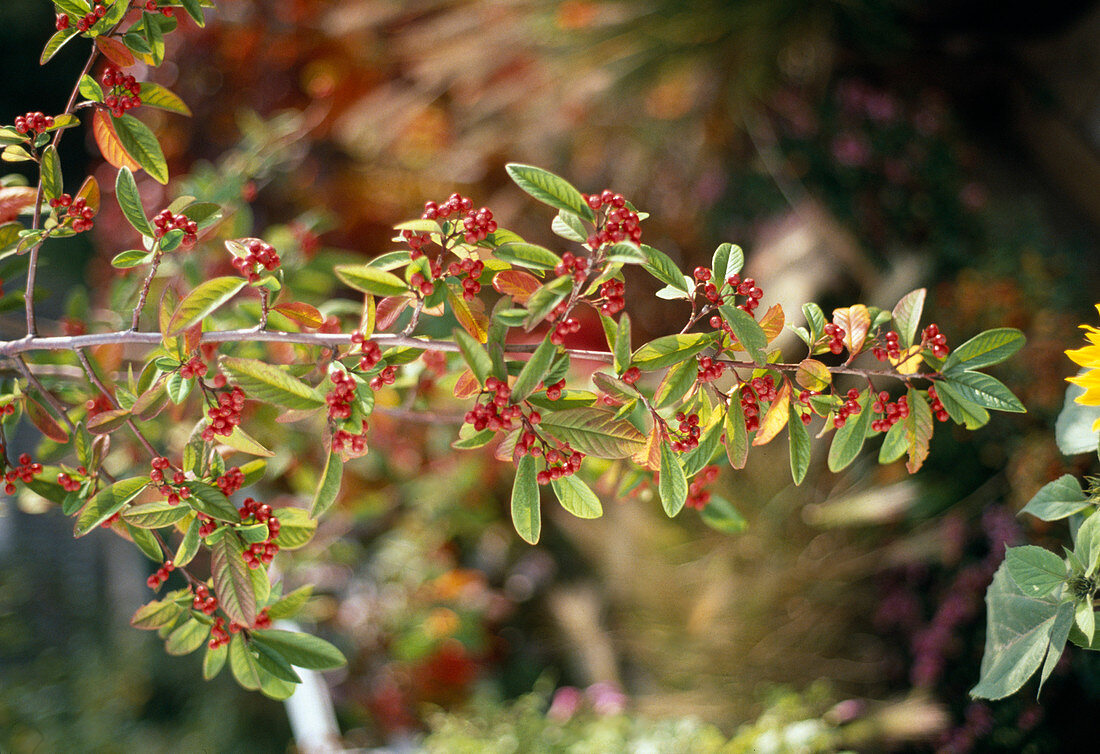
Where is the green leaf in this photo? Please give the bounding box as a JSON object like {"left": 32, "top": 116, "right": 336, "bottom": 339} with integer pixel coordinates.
{"left": 165, "top": 618, "right": 210, "bottom": 656}
{"left": 122, "top": 500, "right": 190, "bottom": 529}
{"left": 211, "top": 534, "right": 257, "bottom": 626}
{"left": 309, "top": 447, "right": 343, "bottom": 518}
{"left": 711, "top": 243, "right": 744, "bottom": 285}
{"left": 229, "top": 634, "right": 261, "bottom": 690}
{"left": 250, "top": 629, "right": 346, "bottom": 670}
{"left": 273, "top": 507, "right": 317, "bottom": 550}
{"left": 41, "top": 26, "right": 80, "bottom": 65}
{"left": 539, "top": 407, "right": 646, "bottom": 458}
{"left": 551, "top": 210, "right": 587, "bottom": 243}
{"left": 1006, "top": 546, "right": 1067, "bottom": 598}
{"left": 878, "top": 420, "right": 907, "bottom": 463}
{"left": 142, "top": 10, "right": 166, "bottom": 64}
{"left": 631, "top": 333, "right": 712, "bottom": 371}
{"left": 138, "top": 82, "right": 192, "bottom": 116}
{"left": 115, "top": 166, "right": 154, "bottom": 236}
{"left": 940, "top": 372, "right": 1025, "bottom": 413}
{"left": 788, "top": 403, "right": 811, "bottom": 484}
{"left": 904, "top": 386, "right": 934, "bottom": 473}
{"left": 1075, "top": 597, "right": 1095, "bottom": 645}
{"left": 1074, "top": 511, "right": 1100, "bottom": 578}
{"left": 504, "top": 163, "right": 595, "bottom": 222}
{"left": 827, "top": 389, "right": 873, "bottom": 472}
{"left": 179, "top": 0, "right": 207, "bottom": 26}
{"left": 219, "top": 356, "right": 325, "bottom": 410}
{"left": 615, "top": 313, "right": 632, "bottom": 373}
{"left": 167, "top": 276, "right": 246, "bottom": 335}
{"left": 510, "top": 454, "right": 540, "bottom": 544}
{"left": 603, "top": 242, "right": 646, "bottom": 264}
{"left": 493, "top": 242, "right": 561, "bottom": 271}
{"left": 725, "top": 397, "right": 748, "bottom": 469}
{"left": 659, "top": 441, "right": 687, "bottom": 517}
{"left": 334, "top": 264, "right": 408, "bottom": 296}
{"left": 550, "top": 475, "right": 602, "bottom": 519}
{"left": 131, "top": 598, "right": 183, "bottom": 630}
{"left": 453, "top": 328, "right": 491, "bottom": 385}
{"left": 203, "top": 642, "right": 227, "bottom": 680}
{"left": 522, "top": 275, "right": 572, "bottom": 330}
{"left": 653, "top": 357, "right": 698, "bottom": 410}
{"left": 641, "top": 244, "right": 689, "bottom": 292}
{"left": 1038, "top": 600, "right": 1075, "bottom": 696}
{"left": 509, "top": 337, "right": 556, "bottom": 405}
{"left": 700, "top": 495, "right": 747, "bottom": 534}
{"left": 165, "top": 371, "right": 192, "bottom": 404}
{"left": 970, "top": 560, "right": 1064, "bottom": 700}
{"left": 943, "top": 328, "right": 1026, "bottom": 373}
{"left": 40, "top": 145, "right": 62, "bottom": 202}
{"left": 111, "top": 249, "right": 154, "bottom": 269}
{"left": 1019, "top": 474, "right": 1090, "bottom": 522}
{"left": 719, "top": 305, "right": 768, "bottom": 364}
{"left": 680, "top": 417, "right": 723, "bottom": 478}
{"left": 187, "top": 481, "right": 240, "bottom": 522}
{"left": 238, "top": 522, "right": 269, "bottom": 544}
{"left": 175, "top": 517, "right": 200, "bottom": 567}
{"left": 112, "top": 114, "right": 169, "bottom": 184}
{"left": 75, "top": 477, "right": 150, "bottom": 537}
{"left": 933, "top": 380, "right": 990, "bottom": 429}
{"left": 802, "top": 303, "right": 826, "bottom": 342}
{"left": 267, "top": 585, "right": 313, "bottom": 620}
{"left": 250, "top": 640, "right": 302, "bottom": 684}
{"left": 890, "top": 288, "right": 926, "bottom": 349}
{"left": 222, "top": 425, "right": 274, "bottom": 457}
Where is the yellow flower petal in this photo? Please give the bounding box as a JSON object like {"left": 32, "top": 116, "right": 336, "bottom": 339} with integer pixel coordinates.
{"left": 1072, "top": 386, "right": 1100, "bottom": 406}
{"left": 1092, "top": 416, "right": 1100, "bottom": 432}
{"left": 1066, "top": 345, "right": 1100, "bottom": 367}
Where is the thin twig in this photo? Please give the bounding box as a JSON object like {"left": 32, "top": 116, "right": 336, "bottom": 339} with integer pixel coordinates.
{"left": 131, "top": 249, "right": 163, "bottom": 330}
{"left": 13, "top": 355, "right": 77, "bottom": 432}
{"left": 75, "top": 349, "right": 162, "bottom": 459}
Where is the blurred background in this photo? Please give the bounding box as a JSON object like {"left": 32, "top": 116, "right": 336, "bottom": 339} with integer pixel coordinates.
{"left": 3, "top": 0, "right": 1100, "bottom": 751}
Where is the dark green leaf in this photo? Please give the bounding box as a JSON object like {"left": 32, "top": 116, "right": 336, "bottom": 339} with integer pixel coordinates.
{"left": 493, "top": 242, "right": 561, "bottom": 271}
{"left": 250, "top": 629, "right": 346, "bottom": 670}
{"left": 522, "top": 275, "right": 572, "bottom": 330}
{"left": 40, "top": 146, "right": 62, "bottom": 201}
{"left": 115, "top": 166, "right": 154, "bottom": 236}
{"left": 681, "top": 417, "right": 723, "bottom": 478}
{"left": 187, "top": 481, "right": 240, "bottom": 522}
{"left": 112, "top": 114, "right": 169, "bottom": 184}
{"left": 511, "top": 336, "right": 558, "bottom": 403}
{"left": 74, "top": 477, "right": 150, "bottom": 537}
{"left": 711, "top": 243, "right": 743, "bottom": 284}
{"left": 941, "top": 371, "right": 1025, "bottom": 413}
{"left": 788, "top": 403, "right": 811, "bottom": 484}
{"left": 725, "top": 398, "right": 748, "bottom": 469}
{"left": 1006, "top": 545, "right": 1067, "bottom": 598}
{"left": 653, "top": 357, "right": 698, "bottom": 409}
{"left": 504, "top": 163, "right": 595, "bottom": 222}
{"left": 827, "top": 389, "right": 873, "bottom": 472}
{"left": 453, "top": 327, "right": 491, "bottom": 385}
{"left": 933, "top": 380, "right": 990, "bottom": 429}
{"left": 641, "top": 244, "right": 689, "bottom": 292}
{"left": 219, "top": 356, "right": 325, "bottom": 410}
{"left": 943, "top": 328, "right": 1026, "bottom": 373}
{"left": 1020, "top": 475, "right": 1090, "bottom": 522}
{"left": 719, "top": 305, "right": 768, "bottom": 365}
{"left": 802, "top": 303, "right": 826, "bottom": 342}
{"left": 211, "top": 534, "right": 257, "bottom": 626}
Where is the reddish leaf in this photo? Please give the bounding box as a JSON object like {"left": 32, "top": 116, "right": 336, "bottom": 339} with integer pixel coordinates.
{"left": 92, "top": 109, "right": 140, "bottom": 171}
{"left": 375, "top": 296, "right": 410, "bottom": 331}
{"left": 95, "top": 35, "right": 135, "bottom": 68}
{"left": 833, "top": 305, "right": 871, "bottom": 356}
{"left": 0, "top": 186, "right": 37, "bottom": 224}
{"left": 26, "top": 397, "right": 69, "bottom": 443}
{"left": 795, "top": 358, "right": 831, "bottom": 392}
{"left": 453, "top": 369, "right": 481, "bottom": 399}
{"left": 273, "top": 301, "right": 323, "bottom": 329}
{"left": 492, "top": 270, "right": 541, "bottom": 304}
{"left": 632, "top": 424, "right": 663, "bottom": 472}
{"left": 752, "top": 381, "right": 791, "bottom": 446}
{"left": 87, "top": 408, "right": 132, "bottom": 435}
{"left": 759, "top": 303, "right": 785, "bottom": 343}
{"left": 75, "top": 175, "right": 100, "bottom": 214}
{"left": 447, "top": 286, "right": 488, "bottom": 343}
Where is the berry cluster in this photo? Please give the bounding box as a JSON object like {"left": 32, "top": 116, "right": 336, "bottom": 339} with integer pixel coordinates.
{"left": 141, "top": 0, "right": 175, "bottom": 16}
{"left": 57, "top": 468, "right": 86, "bottom": 492}
{"left": 332, "top": 426, "right": 369, "bottom": 456}
{"left": 532, "top": 443, "right": 584, "bottom": 486}
{"left": 326, "top": 370, "right": 356, "bottom": 421}
{"left": 544, "top": 379, "right": 566, "bottom": 401}
{"left": 696, "top": 355, "right": 724, "bottom": 383}
{"left": 230, "top": 239, "right": 281, "bottom": 283}
{"left": 13, "top": 112, "right": 54, "bottom": 134}
{"left": 872, "top": 330, "right": 902, "bottom": 362}
{"left": 209, "top": 617, "right": 230, "bottom": 649}
{"left": 215, "top": 466, "right": 245, "bottom": 496}
{"left": 583, "top": 190, "right": 642, "bottom": 246}
{"left": 150, "top": 457, "right": 192, "bottom": 504}
{"left": 401, "top": 229, "right": 431, "bottom": 257}
{"left": 369, "top": 365, "right": 397, "bottom": 390}
{"left": 153, "top": 209, "right": 199, "bottom": 249}
{"left": 145, "top": 560, "right": 175, "bottom": 590}
{"left": 739, "top": 375, "right": 777, "bottom": 433}
{"left": 621, "top": 366, "right": 641, "bottom": 385}
{"left": 68, "top": 0, "right": 107, "bottom": 32}
{"left": 833, "top": 388, "right": 863, "bottom": 428}
{"left": 460, "top": 206, "right": 497, "bottom": 244}
{"left": 927, "top": 385, "right": 949, "bottom": 422}
{"left": 4, "top": 453, "right": 41, "bottom": 495}
{"left": 101, "top": 67, "right": 142, "bottom": 118}
{"left": 192, "top": 583, "right": 219, "bottom": 616}
{"left": 421, "top": 194, "right": 498, "bottom": 242}
{"left": 922, "top": 324, "right": 949, "bottom": 359}
{"left": 464, "top": 377, "right": 522, "bottom": 432}
{"left": 409, "top": 271, "right": 434, "bottom": 297}
{"left": 598, "top": 279, "right": 625, "bottom": 315}
{"left": 178, "top": 356, "right": 207, "bottom": 379}
{"left": 49, "top": 194, "right": 95, "bottom": 233}
{"left": 670, "top": 412, "right": 701, "bottom": 452}
{"left": 351, "top": 334, "right": 383, "bottom": 370}
{"left": 546, "top": 300, "right": 581, "bottom": 346}
{"left": 202, "top": 387, "right": 245, "bottom": 441}
{"left": 692, "top": 267, "right": 723, "bottom": 306}
{"left": 239, "top": 497, "right": 281, "bottom": 569}
{"left": 198, "top": 513, "right": 218, "bottom": 538}
{"left": 870, "top": 391, "right": 910, "bottom": 432}
{"left": 554, "top": 251, "right": 590, "bottom": 283}
{"left": 823, "top": 323, "right": 846, "bottom": 355}
{"left": 447, "top": 258, "right": 485, "bottom": 300}
{"left": 686, "top": 465, "right": 720, "bottom": 510}
{"left": 729, "top": 274, "right": 764, "bottom": 315}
